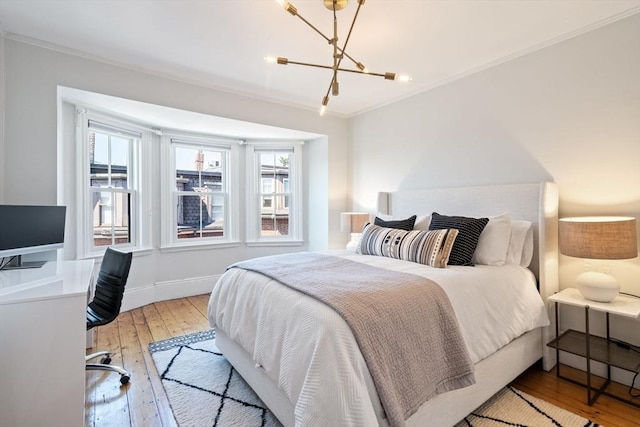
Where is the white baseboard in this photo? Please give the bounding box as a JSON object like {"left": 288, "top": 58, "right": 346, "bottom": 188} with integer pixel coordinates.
{"left": 120, "top": 274, "right": 221, "bottom": 313}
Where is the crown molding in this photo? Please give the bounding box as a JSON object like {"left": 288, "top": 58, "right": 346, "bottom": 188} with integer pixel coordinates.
{"left": 2, "top": 32, "right": 347, "bottom": 119}
{"left": 4, "top": 4, "right": 638, "bottom": 120}
{"left": 348, "top": 7, "right": 640, "bottom": 118}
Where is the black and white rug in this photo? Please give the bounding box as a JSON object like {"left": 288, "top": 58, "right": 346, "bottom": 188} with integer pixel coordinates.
{"left": 149, "top": 330, "right": 600, "bottom": 427}
{"left": 149, "top": 329, "right": 281, "bottom": 427}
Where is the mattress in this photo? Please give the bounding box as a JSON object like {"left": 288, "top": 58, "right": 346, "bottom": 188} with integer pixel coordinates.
{"left": 208, "top": 250, "right": 549, "bottom": 426}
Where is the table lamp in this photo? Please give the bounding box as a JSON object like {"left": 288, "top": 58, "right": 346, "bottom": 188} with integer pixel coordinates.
{"left": 559, "top": 216, "right": 637, "bottom": 302}
{"left": 340, "top": 212, "right": 370, "bottom": 251}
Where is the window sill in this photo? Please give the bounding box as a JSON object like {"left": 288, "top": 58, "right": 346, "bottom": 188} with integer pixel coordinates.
{"left": 159, "top": 241, "right": 243, "bottom": 253}
{"left": 78, "top": 247, "right": 153, "bottom": 261}
{"left": 245, "top": 240, "right": 304, "bottom": 248}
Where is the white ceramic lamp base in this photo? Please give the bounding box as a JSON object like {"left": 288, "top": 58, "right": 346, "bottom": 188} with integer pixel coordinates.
{"left": 346, "top": 233, "right": 361, "bottom": 252}
{"left": 576, "top": 271, "right": 620, "bottom": 302}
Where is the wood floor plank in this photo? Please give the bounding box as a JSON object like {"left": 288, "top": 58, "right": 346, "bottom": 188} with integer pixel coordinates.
{"left": 117, "top": 310, "right": 163, "bottom": 427}
{"left": 154, "top": 300, "right": 188, "bottom": 337}
{"left": 85, "top": 328, "right": 98, "bottom": 427}
{"left": 132, "top": 308, "right": 178, "bottom": 427}
{"left": 141, "top": 303, "right": 173, "bottom": 343}
{"left": 187, "top": 294, "right": 210, "bottom": 318}
{"left": 165, "top": 297, "right": 210, "bottom": 334}
{"left": 511, "top": 364, "right": 640, "bottom": 427}
{"left": 87, "top": 320, "right": 131, "bottom": 427}
{"left": 86, "top": 294, "right": 639, "bottom": 427}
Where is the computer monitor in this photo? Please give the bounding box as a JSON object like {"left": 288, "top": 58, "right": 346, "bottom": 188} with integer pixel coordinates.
{"left": 0, "top": 205, "right": 66, "bottom": 270}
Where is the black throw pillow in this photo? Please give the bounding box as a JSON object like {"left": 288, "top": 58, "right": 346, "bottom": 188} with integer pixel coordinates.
{"left": 429, "top": 212, "right": 488, "bottom": 266}
{"left": 374, "top": 215, "right": 417, "bottom": 231}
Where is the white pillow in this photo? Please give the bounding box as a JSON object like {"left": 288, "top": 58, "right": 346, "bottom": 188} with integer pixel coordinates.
{"left": 376, "top": 213, "right": 431, "bottom": 230}
{"left": 472, "top": 212, "right": 512, "bottom": 266}
{"left": 505, "top": 220, "right": 534, "bottom": 267}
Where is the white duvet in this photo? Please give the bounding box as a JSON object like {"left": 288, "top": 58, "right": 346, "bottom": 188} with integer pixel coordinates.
{"left": 208, "top": 251, "right": 549, "bottom": 427}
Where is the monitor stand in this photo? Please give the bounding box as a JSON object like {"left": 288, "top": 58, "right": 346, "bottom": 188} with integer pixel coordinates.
{"left": 2, "top": 255, "right": 47, "bottom": 270}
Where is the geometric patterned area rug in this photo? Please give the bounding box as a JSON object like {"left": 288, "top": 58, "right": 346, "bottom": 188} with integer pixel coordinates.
{"left": 149, "top": 329, "right": 281, "bottom": 427}
{"left": 455, "top": 386, "right": 602, "bottom": 426}
{"left": 150, "top": 330, "right": 601, "bottom": 427}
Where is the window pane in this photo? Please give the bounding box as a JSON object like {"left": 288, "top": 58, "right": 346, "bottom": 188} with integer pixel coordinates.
{"left": 92, "top": 190, "right": 130, "bottom": 247}
{"left": 283, "top": 179, "right": 290, "bottom": 208}
{"left": 262, "top": 178, "right": 274, "bottom": 193}
{"left": 91, "top": 132, "right": 109, "bottom": 167}
{"left": 110, "top": 136, "right": 129, "bottom": 189}
{"left": 275, "top": 216, "right": 290, "bottom": 236}
{"left": 274, "top": 196, "right": 290, "bottom": 236}
{"left": 278, "top": 153, "right": 291, "bottom": 172}
{"left": 260, "top": 217, "right": 276, "bottom": 236}
{"left": 256, "top": 150, "right": 294, "bottom": 239}
{"left": 90, "top": 132, "right": 108, "bottom": 187}
{"left": 260, "top": 196, "right": 273, "bottom": 236}
{"left": 89, "top": 131, "right": 129, "bottom": 189}
{"left": 110, "top": 137, "right": 129, "bottom": 166}
{"left": 206, "top": 194, "right": 225, "bottom": 238}
{"left": 176, "top": 193, "right": 223, "bottom": 239}
{"left": 260, "top": 202, "right": 289, "bottom": 237}
{"left": 261, "top": 196, "right": 273, "bottom": 213}
{"left": 210, "top": 194, "right": 225, "bottom": 221}
{"left": 175, "top": 146, "right": 223, "bottom": 189}
{"left": 260, "top": 153, "right": 276, "bottom": 179}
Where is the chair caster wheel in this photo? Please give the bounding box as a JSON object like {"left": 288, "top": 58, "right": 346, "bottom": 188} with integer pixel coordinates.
{"left": 120, "top": 375, "right": 130, "bottom": 385}
{"left": 100, "top": 356, "right": 111, "bottom": 364}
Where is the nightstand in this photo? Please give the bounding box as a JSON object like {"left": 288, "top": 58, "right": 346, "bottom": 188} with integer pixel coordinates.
{"left": 547, "top": 288, "right": 640, "bottom": 407}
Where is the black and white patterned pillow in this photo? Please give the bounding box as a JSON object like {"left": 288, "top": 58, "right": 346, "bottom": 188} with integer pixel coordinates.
{"left": 429, "top": 212, "right": 489, "bottom": 266}
{"left": 374, "top": 215, "right": 417, "bottom": 231}
{"left": 357, "top": 223, "right": 458, "bottom": 268}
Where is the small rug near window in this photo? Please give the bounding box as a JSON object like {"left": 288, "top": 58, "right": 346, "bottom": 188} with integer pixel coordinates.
{"left": 149, "top": 330, "right": 601, "bottom": 427}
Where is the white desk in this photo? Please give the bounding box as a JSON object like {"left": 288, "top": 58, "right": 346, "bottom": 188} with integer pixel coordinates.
{"left": 0, "top": 260, "right": 94, "bottom": 427}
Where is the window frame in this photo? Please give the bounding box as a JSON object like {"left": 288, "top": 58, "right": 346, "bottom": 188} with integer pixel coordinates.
{"left": 76, "top": 111, "right": 152, "bottom": 259}
{"left": 245, "top": 141, "right": 303, "bottom": 246}
{"left": 160, "top": 132, "right": 240, "bottom": 251}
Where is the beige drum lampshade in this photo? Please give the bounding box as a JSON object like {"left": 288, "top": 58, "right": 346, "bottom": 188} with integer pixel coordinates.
{"left": 559, "top": 216, "right": 637, "bottom": 302}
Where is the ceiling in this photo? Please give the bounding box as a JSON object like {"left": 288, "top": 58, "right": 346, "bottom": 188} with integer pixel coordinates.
{"left": 1, "top": 0, "right": 639, "bottom": 117}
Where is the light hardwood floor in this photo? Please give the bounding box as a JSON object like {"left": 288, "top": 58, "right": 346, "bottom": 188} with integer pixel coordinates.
{"left": 85, "top": 295, "right": 640, "bottom": 427}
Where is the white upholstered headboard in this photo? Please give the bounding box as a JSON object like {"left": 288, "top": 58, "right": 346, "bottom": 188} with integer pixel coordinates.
{"left": 377, "top": 182, "right": 559, "bottom": 369}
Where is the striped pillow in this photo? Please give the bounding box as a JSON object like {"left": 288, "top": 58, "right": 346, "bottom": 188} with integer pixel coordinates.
{"left": 429, "top": 212, "right": 489, "bottom": 266}
{"left": 357, "top": 223, "right": 459, "bottom": 268}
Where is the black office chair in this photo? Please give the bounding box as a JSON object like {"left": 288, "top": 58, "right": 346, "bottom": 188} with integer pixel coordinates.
{"left": 86, "top": 247, "right": 133, "bottom": 385}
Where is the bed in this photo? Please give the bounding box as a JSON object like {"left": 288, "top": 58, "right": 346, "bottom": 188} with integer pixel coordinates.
{"left": 208, "top": 182, "right": 559, "bottom": 427}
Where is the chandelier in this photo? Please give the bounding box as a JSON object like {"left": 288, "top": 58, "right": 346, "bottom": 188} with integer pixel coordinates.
{"left": 267, "top": 0, "right": 411, "bottom": 115}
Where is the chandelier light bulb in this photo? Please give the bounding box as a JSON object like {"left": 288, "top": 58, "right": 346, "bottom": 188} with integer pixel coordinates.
{"left": 320, "top": 96, "right": 329, "bottom": 115}
{"left": 356, "top": 62, "right": 369, "bottom": 73}
{"left": 264, "top": 56, "right": 277, "bottom": 63}
{"left": 397, "top": 75, "right": 412, "bottom": 82}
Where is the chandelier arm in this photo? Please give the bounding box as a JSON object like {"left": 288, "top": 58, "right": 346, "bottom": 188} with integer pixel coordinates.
{"left": 294, "top": 13, "right": 333, "bottom": 44}
{"left": 287, "top": 4, "right": 367, "bottom": 71}
{"left": 283, "top": 59, "right": 389, "bottom": 77}
{"left": 323, "top": 75, "right": 334, "bottom": 103}
{"left": 332, "top": 3, "right": 339, "bottom": 96}
{"left": 337, "top": 0, "right": 363, "bottom": 70}
{"left": 286, "top": 59, "right": 393, "bottom": 77}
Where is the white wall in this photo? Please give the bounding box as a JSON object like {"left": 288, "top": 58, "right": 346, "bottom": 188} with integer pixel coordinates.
{"left": 349, "top": 14, "right": 640, "bottom": 295}
{"left": 2, "top": 38, "right": 349, "bottom": 308}
{"left": 349, "top": 15, "right": 640, "bottom": 382}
